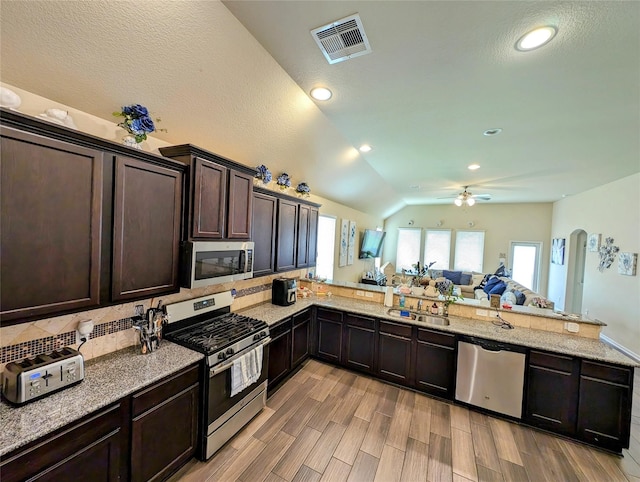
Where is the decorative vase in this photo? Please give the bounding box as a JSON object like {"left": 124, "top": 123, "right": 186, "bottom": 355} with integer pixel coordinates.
{"left": 122, "top": 135, "right": 142, "bottom": 150}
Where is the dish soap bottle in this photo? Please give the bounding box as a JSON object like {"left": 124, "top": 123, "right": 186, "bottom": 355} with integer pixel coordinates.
{"left": 430, "top": 303, "right": 438, "bottom": 315}
{"left": 399, "top": 294, "right": 405, "bottom": 308}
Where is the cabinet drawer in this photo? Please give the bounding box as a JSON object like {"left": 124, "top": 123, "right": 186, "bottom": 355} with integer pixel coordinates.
{"left": 271, "top": 318, "right": 292, "bottom": 338}
{"left": 417, "top": 328, "right": 456, "bottom": 348}
{"left": 380, "top": 321, "right": 412, "bottom": 338}
{"left": 345, "top": 313, "right": 376, "bottom": 330}
{"left": 316, "top": 307, "right": 343, "bottom": 323}
{"left": 132, "top": 364, "right": 199, "bottom": 417}
{"left": 581, "top": 360, "right": 632, "bottom": 386}
{"left": 529, "top": 350, "right": 575, "bottom": 373}
{"left": 293, "top": 308, "right": 311, "bottom": 326}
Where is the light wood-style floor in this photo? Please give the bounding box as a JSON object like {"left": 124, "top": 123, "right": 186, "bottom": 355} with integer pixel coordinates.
{"left": 170, "top": 359, "right": 640, "bottom": 482}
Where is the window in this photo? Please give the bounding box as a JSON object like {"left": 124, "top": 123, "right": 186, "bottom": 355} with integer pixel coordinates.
{"left": 395, "top": 228, "right": 421, "bottom": 272}
{"left": 510, "top": 241, "right": 542, "bottom": 291}
{"left": 315, "top": 215, "right": 336, "bottom": 280}
{"left": 424, "top": 229, "right": 451, "bottom": 269}
{"left": 453, "top": 231, "right": 485, "bottom": 272}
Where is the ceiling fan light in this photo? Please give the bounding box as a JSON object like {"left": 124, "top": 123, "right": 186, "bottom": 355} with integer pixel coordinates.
{"left": 454, "top": 198, "right": 463, "bottom": 206}
{"left": 467, "top": 197, "right": 476, "bottom": 206}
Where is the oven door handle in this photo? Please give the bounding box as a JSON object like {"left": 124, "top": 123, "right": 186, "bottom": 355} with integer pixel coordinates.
{"left": 209, "top": 337, "right": 271, "bottom": 377}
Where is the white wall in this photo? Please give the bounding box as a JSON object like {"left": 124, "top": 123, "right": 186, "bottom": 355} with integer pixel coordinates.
{"left": 549, "top": 173, "right": 640, "bottom": 357}
{"left": 383, "top": 203, "right": 553, "bottom": 294}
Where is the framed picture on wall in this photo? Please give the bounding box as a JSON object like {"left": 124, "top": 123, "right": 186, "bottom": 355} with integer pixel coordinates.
{"left": 618, "top": 252, "right": 637, "bottom": 276}
{"left": 347, "top": 220, "right": 357, "bottom": 265}
{"left": 339, "top": 219, "right": 348, "bottom": 267}
{"left": 587, "top": 233, "right": 601, "bottom": 252}
{"left": 552, "top": 238, "right": 565, "bottom": 265}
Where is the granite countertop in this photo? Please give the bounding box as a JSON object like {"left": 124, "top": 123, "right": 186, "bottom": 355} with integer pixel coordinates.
{"left": 239, "top": 296, "right": 638, "bottom": 367}
{"left": 0, "top": 342, "right": 203, "bottom": 458}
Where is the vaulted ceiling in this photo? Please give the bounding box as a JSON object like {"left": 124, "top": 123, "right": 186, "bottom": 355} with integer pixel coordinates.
{"left": 1, "top": 1, "right": 638, "bottom": 218}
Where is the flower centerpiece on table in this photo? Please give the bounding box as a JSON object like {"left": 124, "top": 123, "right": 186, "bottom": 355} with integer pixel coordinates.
{"left": 113, "top": 104, "right": 163, "bottom": 148}
{"left": 436, "top": 278, "right": 461, "bottom": 315}
{"left": 276, "top": 172, "right": 291, "bottom": 190}
{"left": 411, "top": 260, "right": 436, "bottom": 286}
{"left": 295, "top": 182, "right": 311, "bottom": 197}
{"left": 255, "top": 164, "right": 272, "bottom": 185}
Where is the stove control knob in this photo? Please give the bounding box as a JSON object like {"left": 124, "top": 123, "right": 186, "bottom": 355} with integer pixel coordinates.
{"left": 253, "top": 334, "right": 261, "bottom": 341}
{"left": 260, "top": 331, "right": 267, "bottom": 338}
{"left": 218, "top": 353, "right": 226, "bottom": 360}
{"left": 226, "top": 348, "right": 234, "bottom": 356}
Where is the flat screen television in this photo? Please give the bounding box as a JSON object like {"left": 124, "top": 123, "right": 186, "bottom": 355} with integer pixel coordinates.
{"left": 359, "top": 229, "right": 386, "bottom": 259}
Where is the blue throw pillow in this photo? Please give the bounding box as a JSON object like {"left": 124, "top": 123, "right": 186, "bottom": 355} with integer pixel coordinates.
{"left": 513, "top": 290, "right": 526, "bottom": 305}
{"left": 488, "top": 280, "right": 507, "bottom": 295}
{"left": 443, "top": 270, "right": 462, "bottom": 285}
{"left": 460, "top": 272, "right": 472, "bottom": 285}
{"left": 483, "top": 276, "right": 501, "bottom": 294}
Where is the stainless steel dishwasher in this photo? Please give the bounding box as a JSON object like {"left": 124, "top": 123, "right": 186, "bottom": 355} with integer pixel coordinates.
{"left": 455, "top": 336, "right": 526, "bottom": 419}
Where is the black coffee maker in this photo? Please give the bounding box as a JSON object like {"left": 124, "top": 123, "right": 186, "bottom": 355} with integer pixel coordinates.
{"left": 272, "top": 278, "right": 297, "bottom": 306}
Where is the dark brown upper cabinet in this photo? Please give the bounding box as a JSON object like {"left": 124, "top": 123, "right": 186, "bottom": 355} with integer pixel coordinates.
{"left": 112, "top": 156, "right": 182, "bottom": 302}
{"left": 276, "top": 198, "right": 298, "bottom": 271}
{"left": 251, "top": 191, "right": 277, "bottom": 276}
{"left": 0, "top": 126, "right": 104, "bottom": 322}
{"left": 159, "top": 144, "right": 255, "bottom": 241}
{"left": 0, "top": 109, "right": 186, "bottom": 325}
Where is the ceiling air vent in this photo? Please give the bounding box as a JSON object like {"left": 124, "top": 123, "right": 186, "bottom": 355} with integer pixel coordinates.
{"left": 310, "top": 14, "right": 372, "bottom": 64}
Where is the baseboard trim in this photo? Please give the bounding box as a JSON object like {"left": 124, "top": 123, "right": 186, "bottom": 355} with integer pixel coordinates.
{"left": 600, "top": 334, "right": 640, "bottom": 364}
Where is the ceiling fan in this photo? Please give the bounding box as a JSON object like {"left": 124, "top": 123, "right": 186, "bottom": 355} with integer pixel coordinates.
{"left": 439, "top": 186, "right": 492, "bottom": 206}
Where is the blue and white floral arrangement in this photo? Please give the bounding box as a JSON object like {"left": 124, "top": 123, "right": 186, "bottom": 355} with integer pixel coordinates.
{"left": 255, "top": 164, "right": 272, "bottom": 185}
{"left": 113, "top": 103, "right": 163, "bottom": 148}
{"left": 296, "top": 182, "right": 311, "bottom": 197}
{"left": 276, "top": 172, "right": 291, "bottom": 190}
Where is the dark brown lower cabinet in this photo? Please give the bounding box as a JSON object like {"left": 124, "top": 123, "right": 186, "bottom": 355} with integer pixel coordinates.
{"left": 316, "top": 308, "right": 344, "bottom": 363}
{"left": 525, "top": 350, "right": 580, "bottom": 435}
{"left": 414, "top": 328, "right": 457, "bottom": 399}
{"left": 0, "top": 403, "right": 124, "bottom": 482}
{"left": 130, "top": 364, "right": 199, "bottom": 482}
{"left": 268, "top": 318, "right": 292, "bottom": 392}
{"left": 576, "top": 360, "right": 633, "bottom": 452}
{"left": 292, "top": 309, "right": 311, "bottom": 368}
{"left": 344, "top": 314, "right": 377, "bottom": 374}
{"left": 378, "top": 321, "right": 413, "bottom": 384}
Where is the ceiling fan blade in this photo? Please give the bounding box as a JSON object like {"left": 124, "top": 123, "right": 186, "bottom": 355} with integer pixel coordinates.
{"left": 471, "top": 194, "right": 492, "bottom": 200}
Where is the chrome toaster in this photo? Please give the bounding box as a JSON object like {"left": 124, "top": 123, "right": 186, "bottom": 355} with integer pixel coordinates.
{"left": 2, "top": 347, "right": 84, "bottom": 405}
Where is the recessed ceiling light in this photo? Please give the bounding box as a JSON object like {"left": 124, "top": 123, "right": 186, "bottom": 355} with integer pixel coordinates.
{"left": 310, "top": 87, "right": 332, "bottom": 100}
{"left": 483, "top": 128, "right": 502, "bottom": 136}
{"left": 468, "top": 164, "right": 481, "bottom": 170}
{"left": 359, "top": 144, "right": 372, "bottom": 153}
{"left": 516, "top": 26, "right": 558, "bottom": 51}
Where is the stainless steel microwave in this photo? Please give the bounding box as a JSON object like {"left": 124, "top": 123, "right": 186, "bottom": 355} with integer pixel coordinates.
{"left": 181, "top": 241, "right": 254, "bottom": 289}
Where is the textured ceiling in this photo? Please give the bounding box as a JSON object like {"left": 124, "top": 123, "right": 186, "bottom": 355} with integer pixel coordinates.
{"left": 1, "top": 1, "right": 639, "bottom": 218}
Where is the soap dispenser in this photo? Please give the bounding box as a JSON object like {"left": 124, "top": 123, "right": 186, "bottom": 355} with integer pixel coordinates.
{"left": 430, "top": 303, "right": 438, "bottom": 315}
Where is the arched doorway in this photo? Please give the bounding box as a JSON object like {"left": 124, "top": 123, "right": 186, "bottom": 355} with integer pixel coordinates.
{"left": 565, "top": 229, "right": 587, "bottom": 315}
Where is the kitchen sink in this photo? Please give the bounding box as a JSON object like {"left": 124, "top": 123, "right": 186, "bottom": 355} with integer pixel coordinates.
{"left": 386, "top": 308, "right": 450, "bottom": 326}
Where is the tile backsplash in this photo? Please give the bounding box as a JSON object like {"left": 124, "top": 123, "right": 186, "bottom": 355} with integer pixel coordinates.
{"left": 0, "top": 270, "right": 306, "bottom": 370}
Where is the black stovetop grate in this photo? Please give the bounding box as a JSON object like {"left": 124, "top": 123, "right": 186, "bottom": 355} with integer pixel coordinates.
{"left": 164, "top": 313, "right": 267, "bottom": 355}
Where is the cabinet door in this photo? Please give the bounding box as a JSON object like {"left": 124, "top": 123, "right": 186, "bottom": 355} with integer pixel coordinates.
{"left": 192, "top": 156, "right": 226, "bottom": 239}
{"left": 344, "top": 314, "right": 376, "bottom": 373}
{"left": 316, "top": 309, "right": 343, "bottom": 363}
{"left": 296, "top": 204, "right": 310, "bottom": 268}
{"left": 378, "top": 322, "right": 413, "bottom": 384}
{"left": 131, "top": 365, "right": 199, "bottom": 482}
{"left": 112, "top": 156, "right": 182, "bottom": 301}
{"left": 276, "top": 199, "right": 298, "bottom": 271}
{"left": 0, "top": 404, "right": 123, "bottom": 482}
{"left": 251, "top": 192, "right": 277, "bottom": 276}
{"left": 0, "top": 127, "right": 104, "bottom": 322}
{"left": 415, "top": 329, "right": 457, "bottom": 399}
{"left": 227, "top": 169, "right": 253, "bottom": 239}
{"left": 525, "top": 351, "right": 579, "bottom": 435}
{"left": 268, "top": 322, "right": 292, "bottom": 391}
{"left": 576, "top": 361, "right": 632, "bottom": 452}
{"left": 292, "top": 309, "right": 311, "bottom": 368}
{"left": 308, "top": 207, "right": 319, "bottom": 267}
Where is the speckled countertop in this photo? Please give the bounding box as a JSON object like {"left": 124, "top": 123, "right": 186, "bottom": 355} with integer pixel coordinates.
{"left": 239, "top": 296, "right": 638, "bottom": 367}
{"left": 0, "top": 342, "right": 203, "bottom": 457}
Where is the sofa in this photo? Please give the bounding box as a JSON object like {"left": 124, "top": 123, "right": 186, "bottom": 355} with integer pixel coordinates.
{"left": 474, "top": 275, "right": 554, "bottom": 309}
{"left": 423, "top": 270, "right": 485, "bottom": 298}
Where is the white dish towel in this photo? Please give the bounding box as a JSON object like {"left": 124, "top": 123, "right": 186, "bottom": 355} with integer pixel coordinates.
{"left": 230, "top": 344, "right": 263, "bottom": 397}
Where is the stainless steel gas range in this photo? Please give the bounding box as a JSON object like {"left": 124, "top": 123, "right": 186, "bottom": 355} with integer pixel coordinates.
{"left": 164, "top": 291, "right": 270, "bottom": 460}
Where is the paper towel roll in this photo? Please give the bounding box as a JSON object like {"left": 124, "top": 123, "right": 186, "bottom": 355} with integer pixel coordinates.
{"left": 384, "top": 287, "right": 394, "bottom": 307}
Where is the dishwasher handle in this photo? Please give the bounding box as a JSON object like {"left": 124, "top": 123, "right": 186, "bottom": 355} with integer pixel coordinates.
{"left": 458, "top": 335, "right": 526, "bottom": 354}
